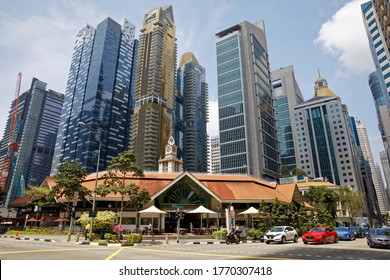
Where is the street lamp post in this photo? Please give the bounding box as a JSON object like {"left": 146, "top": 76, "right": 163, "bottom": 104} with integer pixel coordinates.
{"left": 78, "top": 121, "right": 101, "bottom": 240}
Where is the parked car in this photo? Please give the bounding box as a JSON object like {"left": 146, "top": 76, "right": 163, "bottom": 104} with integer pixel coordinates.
{"left": 264, "top": 226, "right": 298, "bottom": 244}
{"left": 302, "top": 227, "right": 338, "bottom": 244}
{"left": 349, "top": 226, "right": 365, "bottom": 238}
{"left": 366, "top": 227, "right": 390, "bottom": 249}
{"left": 357, "top": 223, "right": 370, "bottom": 236}
{"left": 335, "top": 226, "right": 355, "bottom": 241}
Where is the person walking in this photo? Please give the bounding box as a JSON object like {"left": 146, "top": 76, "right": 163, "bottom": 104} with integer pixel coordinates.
{"left": 84, "top": 223, "right": 90, "bottom": 240}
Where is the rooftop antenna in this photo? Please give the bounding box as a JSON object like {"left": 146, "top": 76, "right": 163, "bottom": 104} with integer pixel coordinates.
{"left": 317, "top": 68, "right": 321, "bottom": 77}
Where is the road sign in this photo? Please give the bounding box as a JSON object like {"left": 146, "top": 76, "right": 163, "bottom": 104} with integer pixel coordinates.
{"left": 89, "top": 211, "right": 97, "bottom": 218}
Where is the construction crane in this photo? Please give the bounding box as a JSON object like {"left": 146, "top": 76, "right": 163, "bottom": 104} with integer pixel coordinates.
{"left": 0, "top": 72, "right": 22, "bottom": 198}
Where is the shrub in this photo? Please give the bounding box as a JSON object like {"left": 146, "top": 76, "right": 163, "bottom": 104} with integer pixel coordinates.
{"left": 104, "top": 233, "right": 119, "bottom": 243}
{"left": 212, "top": 230, "right": 227, "bottom": 240}
{"left": 5, "top": 228, "right": 56, "bottom": 235}
{"left": 247, "top": 228, "right": 263, "bottom": 240}
{"left": 124, "top": 234, "right": 142, "bottom": 244}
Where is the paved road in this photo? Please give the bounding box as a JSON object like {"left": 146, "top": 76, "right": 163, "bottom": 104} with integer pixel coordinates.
{"left": 0, "top": 235, "right": 389, "bottom": 260}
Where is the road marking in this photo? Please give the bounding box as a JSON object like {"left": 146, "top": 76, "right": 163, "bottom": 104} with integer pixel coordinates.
{"left": 124, "top": 247, "right": 297, "bottom": 260}
{"left": 0, "top": 247, "right": 114, "bottom": 255}
{"left": 106, "top": 247, "right": 124, "bottom": 260}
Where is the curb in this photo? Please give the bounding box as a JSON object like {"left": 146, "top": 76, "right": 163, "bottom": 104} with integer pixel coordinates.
{"left": 191, "top": 240, "right": 262, "bottom": 245}
{"left": 1, "top": 236, "right": 56, "bottom": 242}
{"left": 76, "top": 241, "right": 147, "bottom": 247}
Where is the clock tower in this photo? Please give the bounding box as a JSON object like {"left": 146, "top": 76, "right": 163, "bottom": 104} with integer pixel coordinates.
{"left": 158, "top": 136, "right": 183, "bottom": 173}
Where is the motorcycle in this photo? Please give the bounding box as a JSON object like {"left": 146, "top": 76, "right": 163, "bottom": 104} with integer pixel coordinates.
{"left": 226, "top": 230, "right": 241, "bottom": 244}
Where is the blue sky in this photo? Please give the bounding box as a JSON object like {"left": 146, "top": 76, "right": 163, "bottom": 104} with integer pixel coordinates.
{"left": 0, "top": 0, "right": 382, "bottom": 165}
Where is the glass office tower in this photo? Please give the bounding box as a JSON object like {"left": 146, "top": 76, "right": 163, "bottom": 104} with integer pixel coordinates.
{"left": 362, "top": 2, "right": 390, "bottom": 165}
{"left": 177, "top": 52, "right": 209, "bottom": 172}
{"left": 0, "top": 78, "right": 63, "bottom": 206}
{"left": 216, "top": 21, "right": 279, "bottom": 180}
{"left": 51, "top": 18, "right": 137, "bottom": 175}
{"left": 271, "top": 65, "right": 304, "bottom": 171}
{"left": 132, "top": 6, "right": 177, "bottom": 171}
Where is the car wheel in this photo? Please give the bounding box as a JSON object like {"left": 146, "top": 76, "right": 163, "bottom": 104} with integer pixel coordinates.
{"left": 322, "top": 237, "right": 327, "bottom": 244}
{"left": 281, "top": 236, "right": 286, "bottom": 244}
{"left": 226, "top": 238, "right": 230, "bottom": 245}
{"left": 266, "top": 241, "right": 270, "bottom": 244}
{"left": 350, "top": 234, "right": 354, "bottom": 241}
{"left": 294, "top": 235, "right": 298, "bottom": 243}
{"left": 303, "top": 240, "right": 308, "bottom": 244}
{"left": 334, "top": 236, "right": 339, "bottom": 243}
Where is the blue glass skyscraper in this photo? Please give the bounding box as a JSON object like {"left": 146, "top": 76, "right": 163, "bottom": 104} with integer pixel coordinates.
{"left": 177, "top": 52, "right": 209, "bottom": 172}
{"left": 0, "top": 78, "right": 63, "bottom": 206}
{"left": 51, "top": 18, "right": 137, "bottom": 174}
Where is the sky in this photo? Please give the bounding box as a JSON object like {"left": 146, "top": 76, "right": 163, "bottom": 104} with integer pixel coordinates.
{"left": 0, "top": 0, "right": 383, "bottom": 165}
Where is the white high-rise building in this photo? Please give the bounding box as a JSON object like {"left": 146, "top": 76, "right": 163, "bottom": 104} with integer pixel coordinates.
{"left": 209, "top": 136, "right": 221, "bottom": 174}
{"left": 357, "top": 120, "right": 389, "bottom": 213}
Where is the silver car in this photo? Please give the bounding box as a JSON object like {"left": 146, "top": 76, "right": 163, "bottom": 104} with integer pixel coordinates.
{"left": 264, "top": 226, "right": 299, "bottom": 244}
{"left": 366, "top": 227, "right": 390, "bottom": 249}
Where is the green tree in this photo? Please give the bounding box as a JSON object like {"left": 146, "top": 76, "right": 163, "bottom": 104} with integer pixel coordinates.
{"left": 279, "top": 165, "right": 291, "bottom": 178}
{"left": 51, "top": 161, "right": 90, "bottom": 235}
{"left": 271, "top": 199, "right": 288, "bottom": 226}
{"left": 291, "top": 168, "right": 307, "bottom": 177}
{"left": 303, "top": 186, "right": 339, "bottom": 220}
{"left": 51, "top": 161, "right": 90, "bottom": 204}
{"left": 337, "top": 187, "right": 364, "bottom": 225}
{"left": 79, "top": 211, "right": 116, "bottom": 233}
{"left": 256, "top": 200, "right": 271, "bottom": 231}
{"left": 26, "top": 185, "right": 56, "bottom": 219}
{"left": 95, "top": 151, "right": 150, "bottom": 229}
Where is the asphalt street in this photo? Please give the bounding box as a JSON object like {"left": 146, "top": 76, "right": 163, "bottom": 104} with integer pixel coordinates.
{"left": 0, "top": 234, "right": 389, "bottom": 260}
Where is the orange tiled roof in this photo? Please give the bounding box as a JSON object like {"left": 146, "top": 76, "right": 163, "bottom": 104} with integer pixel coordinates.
{"left": 43, "top": 171, "right": 305, "bottom": 206}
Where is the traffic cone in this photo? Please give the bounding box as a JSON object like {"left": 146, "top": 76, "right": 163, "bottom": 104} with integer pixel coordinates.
{"left": 15, "top": 230, "right": 19, "bottom": 237}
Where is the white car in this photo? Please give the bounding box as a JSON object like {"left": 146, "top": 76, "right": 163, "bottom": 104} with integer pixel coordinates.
{"left": 264, "top": 226, "right": 298, "bottom": 244}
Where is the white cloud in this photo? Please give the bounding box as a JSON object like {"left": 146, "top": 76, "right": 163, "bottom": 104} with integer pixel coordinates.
{"left": 314, "top": 0, "right": 374, "bottom": 76}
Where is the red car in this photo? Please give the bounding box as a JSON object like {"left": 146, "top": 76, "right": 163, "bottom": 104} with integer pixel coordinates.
{"left": 302, "top": 227, "right": 339, "bottom": 244}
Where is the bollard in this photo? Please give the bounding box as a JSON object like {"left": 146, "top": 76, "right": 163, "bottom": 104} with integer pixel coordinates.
{"left": 76, "top": 232, "right": 80, "bottom": 242}
{"left": 15, "top": 230, "right": 19, "bottom": 237}
{"left": 165, "top": 234, "right": 169, "bottom": 244}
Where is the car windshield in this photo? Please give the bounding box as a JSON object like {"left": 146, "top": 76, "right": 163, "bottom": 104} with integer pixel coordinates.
{"left": 310, "top": 228, "right": 325, "bottom": 233}
{"left": 336, "top": 227, "right": 348, "bottom": 232}
{"left": 370, "top": 228, "right": 390, "bottom": 236}
{"left": 350, "top": 226, "right": 360, "bottom": 231}
{"left": 270, "top": 227, "right": 284, "bottom": 232}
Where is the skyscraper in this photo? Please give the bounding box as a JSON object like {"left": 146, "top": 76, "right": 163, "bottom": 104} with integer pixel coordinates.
{"left": 216, "top": 21, "right": 279, "bottom": 180}
{"left": 362, "top": 1, "right": 390, "bottom": 163}
{"left": 293, "top": 75, "right": 364, "bottom": 191}
{"left": 380, "top": 150, "right": 390, "bottom": 189}
{"left": 357, "top": 120, "right": 389, "bottom": 213}
{"left": 177, "top": 52, "right": 208, "bottom": 172}
{"left": 271, "top": 65, "right": 304, "bottom": 171}
{"left": 0, "top": 78, "right": 63, "bottom": 206}
{"left": 208, "top": 136, "right": 221, "bottom": 174}
{"left": 132, "top": 6, "right": 177, "bottom": 171}
{"left": 51, "top": 18, "right": 137, "bottom": 174}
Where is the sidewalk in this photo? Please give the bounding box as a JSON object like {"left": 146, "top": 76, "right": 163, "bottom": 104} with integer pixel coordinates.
{"left": 0, "top": 233, "right": 260, "bottom": 246}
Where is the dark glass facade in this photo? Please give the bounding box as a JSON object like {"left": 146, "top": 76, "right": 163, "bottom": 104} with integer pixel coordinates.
{"left": 177, "top": 53, "right": 209, "bottom": 172}
{"left": 51, "top": 18, "right": 137, "bottom": 174}
{"left": 0, "top": 78, "right": 63, "bottom": 206}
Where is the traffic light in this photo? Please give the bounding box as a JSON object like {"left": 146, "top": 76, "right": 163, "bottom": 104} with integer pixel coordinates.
{"left": 180, "top": 211, "right": 185, "bottom": 220}
{"left": 175, "top": 210, "right": 180, "bottom": 220}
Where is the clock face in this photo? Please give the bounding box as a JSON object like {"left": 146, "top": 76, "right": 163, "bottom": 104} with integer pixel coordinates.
{"left": 166, "top": 145, "right": 172, "bottom": 153}
{"left": 172, "top": 146, "right": 176, "bottom": 153}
